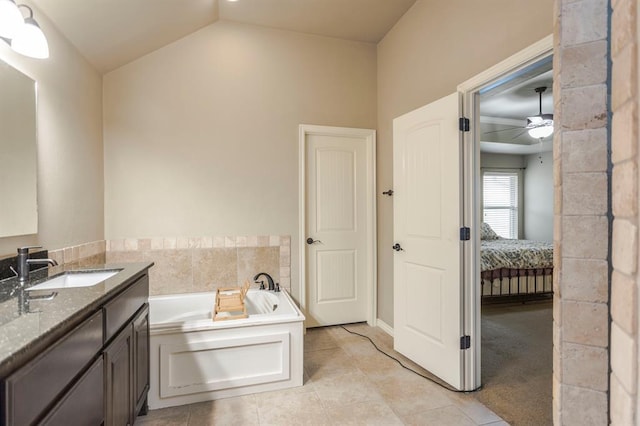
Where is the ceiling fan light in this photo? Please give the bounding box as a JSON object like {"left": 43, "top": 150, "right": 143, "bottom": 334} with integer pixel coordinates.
{"left": 528, "top": 124, "right": 554, "bottom": 139}
{"left": 11, "top": 16, "right": 49, "bottom": 59}
{"left": 526, "top": 114, "right": 553, "bottom": 127}
{"left": 0, "top": 0, "right": 23, "bottom": 39}
{"left": 527, "top": 116, "right": 544, "bottom": 126}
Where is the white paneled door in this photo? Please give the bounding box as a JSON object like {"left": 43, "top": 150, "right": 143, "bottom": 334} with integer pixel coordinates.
{"left": 301, "top": 125, "right": 376, "bottom": 327}
{"left": 393, "top": 93, "right": 465, "bottom": 390}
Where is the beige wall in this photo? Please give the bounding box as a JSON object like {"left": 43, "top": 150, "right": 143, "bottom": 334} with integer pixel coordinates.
{"left": 103, "top": 20, "right": 377, "bottom": 302}
{"left": 480, "top": 152, "right": 525, "bottom": 169}
{"left": 524, "top": 151, "right": 554, "bottom": 242}
{"left": 376, "top": 0, "right": 554, "bottom": 325}
{"left": 0, "top": 5, "right": 104, "bottom": 257}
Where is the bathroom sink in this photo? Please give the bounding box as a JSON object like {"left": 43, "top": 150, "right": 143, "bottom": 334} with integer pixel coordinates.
{"left": 26, "top": 270, "right": 121, "bottom": 291}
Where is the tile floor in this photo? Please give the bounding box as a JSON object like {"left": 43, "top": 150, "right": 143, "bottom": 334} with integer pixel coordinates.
{"left": 136, "top": 324, "right": 507, "bottom": 426}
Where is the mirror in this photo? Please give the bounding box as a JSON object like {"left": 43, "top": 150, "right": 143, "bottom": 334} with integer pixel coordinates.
{"left": 0, "top": 59, "right": 37, "bottom": 237}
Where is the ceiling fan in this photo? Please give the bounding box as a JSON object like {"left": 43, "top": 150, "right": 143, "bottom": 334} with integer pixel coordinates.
{"left": 483, "top": 86, "right": 554, "bottom": 140}
{"left": 526, "top": 86, "right": 554, "bottom": 138}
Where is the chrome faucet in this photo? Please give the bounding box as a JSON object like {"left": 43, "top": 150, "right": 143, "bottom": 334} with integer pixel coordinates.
{"left": 15, "top": 246, "right": 58, "bottom": 283}
{"left": 253, "top": 272, "right": 276, "bottom": 291}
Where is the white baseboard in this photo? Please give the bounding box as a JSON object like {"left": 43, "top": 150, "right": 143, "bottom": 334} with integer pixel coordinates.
{"left": 376, "top": 319, "right": 394, "bottom": 336}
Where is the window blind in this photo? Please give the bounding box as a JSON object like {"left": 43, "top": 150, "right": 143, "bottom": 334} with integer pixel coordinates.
{"left": 483, "top": 172, "right": 518, "bottom": 239}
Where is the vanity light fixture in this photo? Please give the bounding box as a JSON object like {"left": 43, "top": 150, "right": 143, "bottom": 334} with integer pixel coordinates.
{"left": 0, "top": 2, "right": 49, "bottom": 59}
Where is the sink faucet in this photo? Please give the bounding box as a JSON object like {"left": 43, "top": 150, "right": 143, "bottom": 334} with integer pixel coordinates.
{"left": 253, "top": 272, "right": 275, "bottom": 291}
{"left": 15, "top": 246, "right": 58, "bottom": 283}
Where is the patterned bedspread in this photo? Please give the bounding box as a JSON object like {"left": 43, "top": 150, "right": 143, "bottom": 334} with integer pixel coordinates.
{"left": 481, "top": 239, "right": 553, "bottom": 272}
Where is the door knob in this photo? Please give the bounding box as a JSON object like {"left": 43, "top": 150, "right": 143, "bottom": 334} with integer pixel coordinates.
{"left": 306, "top": 238, "right": 322, "bottom": 245}
{"left": 392, "top": 243, "right": 404, "bottom": 252}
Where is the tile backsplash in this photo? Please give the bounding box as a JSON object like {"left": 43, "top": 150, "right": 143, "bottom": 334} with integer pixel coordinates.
{"left": 106, "top": 235, "right": 291, "bottom": 296}
{"left": 14, "top": 235, "right": 290, "bottom": 297}
{"left": 48, "top": 240, "right": 106, "bottom": 273}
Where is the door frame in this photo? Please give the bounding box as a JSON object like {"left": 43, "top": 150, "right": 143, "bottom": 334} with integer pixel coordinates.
{"left": 457, "top": 35, "right": 553, "bottom": 389}
{"left": 298, "top": 124, "right": 377, "bottom": 327}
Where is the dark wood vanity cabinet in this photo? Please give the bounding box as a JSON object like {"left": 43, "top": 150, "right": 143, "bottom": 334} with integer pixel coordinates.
{"left": 41, "top": 357, "right": 105, "bottom": 425}
{"left": 3, "top": 311, "right": 103, "bottom": 425}
{"left": 0, "top": 268, "right": 151, "bottom": 426}
{"left": 104, "top": 304, "right": 149, "bottom": 426}
{"left": 133, "top": 307, "right": 150, "bottom": 416}
{"left": 105, "top": 323, "right": 134, "bottom": 426}
{"left": 104, "top": 274, "right": 150, "bottom": 426}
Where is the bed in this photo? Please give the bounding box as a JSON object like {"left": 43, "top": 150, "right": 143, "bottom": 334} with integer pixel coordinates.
{"left": 480, "top": 223, "right": 553, "bottom": 303}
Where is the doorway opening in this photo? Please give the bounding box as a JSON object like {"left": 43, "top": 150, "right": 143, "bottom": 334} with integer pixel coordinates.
{"left": 469, "top": 54, "right": 554, "bottom": 424}
{"left": 388, "top": 35, "right": 554, "bottom": 401}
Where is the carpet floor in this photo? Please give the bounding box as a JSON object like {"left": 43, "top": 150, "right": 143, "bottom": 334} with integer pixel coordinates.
{"left": 475, "top": 301, "right": 553, "bottom": 426}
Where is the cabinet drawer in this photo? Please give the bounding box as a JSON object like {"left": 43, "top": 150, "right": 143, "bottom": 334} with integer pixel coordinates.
{"left": 4, "top": 310, "right": 103, "bottom": 425}
{"left": 104, "top": 274, "right": 149, "bottom": 342}
{"left": 41, "top": 356, "right": 104, "bottom": 426}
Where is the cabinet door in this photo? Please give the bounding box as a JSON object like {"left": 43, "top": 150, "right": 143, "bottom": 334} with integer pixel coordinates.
{"left": 104, "top": 324, "right": 133, "bottom": 426}
{"left": 133, "top": 305, "right": 149, "bottom": 416}
{"left": 41, "top": 357, "right": 104, "bottom": 426}
{"left": 3, "top": 311, "right": 103, "bottom": 425}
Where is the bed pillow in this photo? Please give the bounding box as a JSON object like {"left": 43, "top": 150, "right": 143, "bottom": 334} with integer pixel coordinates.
{"left": 481, "top": 222, "right": 500, "bottom": 240}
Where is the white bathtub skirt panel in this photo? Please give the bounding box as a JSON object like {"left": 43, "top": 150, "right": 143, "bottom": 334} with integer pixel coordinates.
{"left": 160, "top": 332, "right": 291, "bottom": 398}
{"left": 148, "top": 290, "right": 305, "bottom": 410}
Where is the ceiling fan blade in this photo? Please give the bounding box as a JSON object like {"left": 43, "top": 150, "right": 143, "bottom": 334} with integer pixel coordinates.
{"left": 513, "top": 129, "right": 530, "bottom": 139}
{"left": 482, "top": 126, "right": 525, "bottom": 135}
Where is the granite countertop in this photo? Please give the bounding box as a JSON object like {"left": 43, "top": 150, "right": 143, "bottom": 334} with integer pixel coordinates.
{"left": 0, "top": 262, "right": 153, "bottom": 377}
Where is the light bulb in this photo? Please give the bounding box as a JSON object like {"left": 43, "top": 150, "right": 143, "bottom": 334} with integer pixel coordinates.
{"left": 11, "top": 17, "right": 49, "bottom": 59}
{"left": 0, "top": 0, "right": 23, "bottom": 39}
{"left": 528, "top": 125, "right": 554, "bottom": 139}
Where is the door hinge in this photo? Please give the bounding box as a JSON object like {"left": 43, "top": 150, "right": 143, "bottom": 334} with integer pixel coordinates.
{"left": 459, "top": 117, "right": 470, "bottom": 132}
{"left": 460, "top": 335, "right": 471, "bottom": 350}
{"left": 460, "top": 227, "right": 470, "bottom": 241}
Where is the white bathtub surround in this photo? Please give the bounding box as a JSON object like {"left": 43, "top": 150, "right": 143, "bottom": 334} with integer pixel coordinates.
{"left": 148, "top": 289, "right": 305, "bottom": 409}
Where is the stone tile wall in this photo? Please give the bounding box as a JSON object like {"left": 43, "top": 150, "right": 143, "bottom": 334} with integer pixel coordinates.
{"left": 609, "top": 0, "right": 639, "bottom": 424}
{"left": 554, "top": 0, "right": 611, "bottom": 424}
{"left": 47, "top": 240, "right": 107, "bottom": 274}
{"left": 37, "top": 235, "right": 290, "bottom": 298}
{"left": 106, "top": 236, "right": 291, "bottom": 296}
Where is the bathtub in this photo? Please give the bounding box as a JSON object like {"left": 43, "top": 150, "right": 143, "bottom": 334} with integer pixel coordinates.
{"left": 148, "top": 289, "right": 305, "bottom": 409}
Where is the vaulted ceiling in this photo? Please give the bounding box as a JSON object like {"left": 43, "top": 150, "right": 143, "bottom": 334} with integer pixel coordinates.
{"left": 31, "top": 0, "right": 552, "bottom": 150}
{"left": 34, "top": 0, "right": 417, "bottom": 73}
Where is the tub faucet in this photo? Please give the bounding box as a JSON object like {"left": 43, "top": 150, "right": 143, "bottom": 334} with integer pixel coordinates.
{"left": 15, "top": 246, "right": 58, "bottom": 283}
{"left": 253, "top": 272, "right": 275, "bottom": 291}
